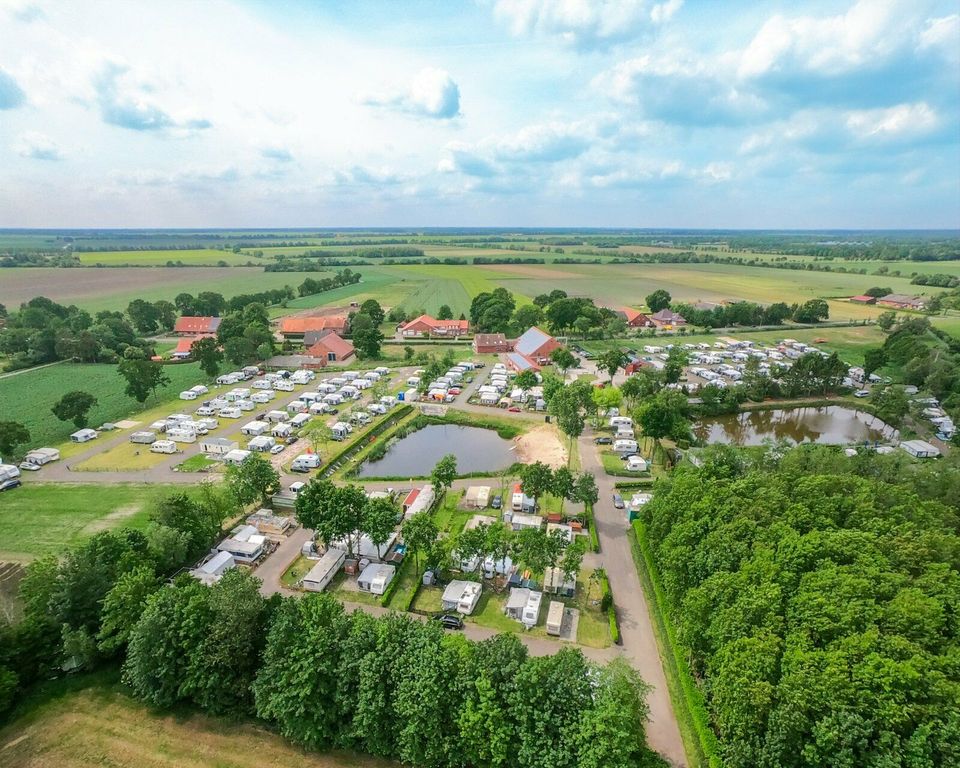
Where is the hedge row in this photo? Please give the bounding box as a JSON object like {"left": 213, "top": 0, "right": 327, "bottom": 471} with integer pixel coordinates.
{"left": 584, "top": 503, "right": 600, "bottom": 553}
{"left": 321, "top": 404, "right": 415, "bottom": 477}
{"left": 630, "top": 520, "right": 724, "bottom": 768}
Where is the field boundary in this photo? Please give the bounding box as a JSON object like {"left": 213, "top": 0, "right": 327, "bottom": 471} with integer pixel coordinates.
{"left": 629, "top": 521, "right": 724, "bottom": 768}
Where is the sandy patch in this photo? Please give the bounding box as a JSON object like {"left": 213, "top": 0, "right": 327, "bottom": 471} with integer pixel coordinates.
{"left": 513, "top": 424, "right": 567, "bottom": 468}
{"left": 80, "top": 504, "right": 142, "bottom": 534}
{"left": 475, "top": 263, "right": 579, "bottom": 280}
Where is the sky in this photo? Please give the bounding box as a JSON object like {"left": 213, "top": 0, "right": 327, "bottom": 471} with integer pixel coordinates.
{"left": 0, "top": 0, "right": 957, "bottom": 229}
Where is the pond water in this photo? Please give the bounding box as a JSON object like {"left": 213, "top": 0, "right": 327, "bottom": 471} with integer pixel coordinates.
{"left": 697, "top": 406, "right": 896, "bottom": 446}
{"left": 356, "top": 424, "right": 516, "bottom": 478}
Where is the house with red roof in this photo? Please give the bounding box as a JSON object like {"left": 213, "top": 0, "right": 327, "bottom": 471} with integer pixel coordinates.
{"left": 171, "top": 333, "right": 216, "bottom": 359}
{"left": 304, "top": 331, "right": 355, "bottom": 366}
{"left": 399, "top": 314, "right": 469, "bottom": 338}
{"left": 617, "top": 307, "right": 652, "bottom": 327}
{"left": 279, "top": 315, "right": 349, "bottom": 341}
{"left": 849, "top": 295, "right": 877, "bottom": 304}
{"left": 473, "top": 333, "right": 512, "bottom": 354}
{"left": 649, "top": 309, "right": 686, "bottom": 328}
{"left": 173, "top": 316, "right": 221, "bottom": 335}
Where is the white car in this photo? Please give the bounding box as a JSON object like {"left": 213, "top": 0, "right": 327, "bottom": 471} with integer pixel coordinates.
{"left": 270, "top": 444, "right": 285, "bottom": 455}
{"left": 18, "top": 461, "right": 42, "bottom": 471}
{"left": 854, "top": 389, "right": 870, "bottom": 398}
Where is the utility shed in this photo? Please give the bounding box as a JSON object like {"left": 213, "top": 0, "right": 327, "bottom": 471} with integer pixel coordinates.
{"left": 302, "top": 548, "right": 346, "bottom": 592}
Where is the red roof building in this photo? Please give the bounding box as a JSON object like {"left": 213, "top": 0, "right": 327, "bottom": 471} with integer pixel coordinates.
{"left": 649, "top": 309, "right": 686, "bottom": 328}
{"left": 173, "top": 316, "right": 221, "bottom": 335}
{"left": 171, "top": 333, "right": 216, "bottom": 359}
{"left": 399, "top": 314, "right": 469, "bottom": 337}
{"left": 617, "top": 307, "right": 652, "bottom": 327}
{"left": 279, "top": 315, "right": 349, "bottom": 339}
{"left": 473, "top": 333, "right": 512, "bottom": 354}
{"left": 304, "top": 331, "right": 355, "bottom": 365}
{"left": 849, "top": 295, "right": 877, "bottom": 304}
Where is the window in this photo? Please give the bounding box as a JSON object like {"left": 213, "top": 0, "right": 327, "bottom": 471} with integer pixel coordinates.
{"left": 328, "top": 352, "right": 336, "bottom": 361}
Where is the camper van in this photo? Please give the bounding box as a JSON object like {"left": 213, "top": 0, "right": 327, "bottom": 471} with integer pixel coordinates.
{"left": 291, "top": 453, "right": 321, "bottom": 472}
{"left": 331, "top": 422, "right": 350, "bottom": 441}
{"left": 274, "top": 379, "right": 295, "bottom": 392}
{"left": 613, "top": 439, "right": 639, "bottom": 455}
{"left": 150, "top": 440, "right": 177, "bottom": 454}
{"left": 219, "top": 407, "right": 242, "bottom": 419}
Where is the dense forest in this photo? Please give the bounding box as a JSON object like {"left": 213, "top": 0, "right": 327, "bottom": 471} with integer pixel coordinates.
{"left": 639, "top": 446, "right": 960, "bottom": 768}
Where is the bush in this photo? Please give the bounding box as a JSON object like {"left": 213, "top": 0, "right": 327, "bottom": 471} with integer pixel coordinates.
{"left": 585, "top": 503, "right": 600, "bottom": 553}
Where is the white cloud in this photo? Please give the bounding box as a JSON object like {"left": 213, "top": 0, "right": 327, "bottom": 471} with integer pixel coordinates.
{"left": 492, "top": 0, "right": 675, "bottom": 48}
{"left": 14, "top": 131, "right": 63, "bottom": 160}
{"left": 845, "top": 102, "right": 938, "bottom": 139}
{"left": 918, "top": 14, "right": 960, "bottom": 59}
{"left": 360, "top": 67, "right": 461, "bottom": 119}
{"left": 0, "top": 66, "right": 26, "bottom": 109}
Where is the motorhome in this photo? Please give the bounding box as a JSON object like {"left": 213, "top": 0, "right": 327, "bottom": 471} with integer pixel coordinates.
{"left": 150, "top": 440, "right": 177, "bottom": 454}
{"left": 291, "top": 453, "right": 321, "bottom": 472}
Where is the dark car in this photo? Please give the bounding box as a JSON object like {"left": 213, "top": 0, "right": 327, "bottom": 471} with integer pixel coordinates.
{"left": 594, "top": 436, "right": 613, "bottom": 445}
{"left": 285, "top": 436, "right": 298, "bottom": 445}
{"left": 434, "top": 614, "right": 464, "bottom": 630}
{"left": 491, "top": 494, "right": 502, "bottom": 509}
{"left": 612, "top": 493, "right": 625, "bottom": 509}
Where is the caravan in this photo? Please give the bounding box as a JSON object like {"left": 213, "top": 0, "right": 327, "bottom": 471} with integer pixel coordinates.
{"left": 613, "top": 439, "right": 638, "bottom": 455}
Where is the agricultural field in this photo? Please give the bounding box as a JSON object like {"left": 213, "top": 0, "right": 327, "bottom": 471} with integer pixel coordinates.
{"left": 0, "top": 483, "right": 180, "bottom": 561}
{"left": 76, "top": 248, "right": 254, "bottom": 266}
{"left": 0, "top": 684, "right": 395, "bottom": 768}
{"left": 0, "top": 361, "right": 213, "bottom": 449}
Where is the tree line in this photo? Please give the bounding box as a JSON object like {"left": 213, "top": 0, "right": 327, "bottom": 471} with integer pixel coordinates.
{"left": 637, "top": 445, "right": 960, "bottom": 768}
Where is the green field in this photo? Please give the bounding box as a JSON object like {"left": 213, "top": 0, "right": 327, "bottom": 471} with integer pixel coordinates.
{"left": 0, "top": 483, "right": 182, "bottom": 561}
{"left": 0, "top": 361, "right": 212, "bottom": 449}
{"left": 76, "top": 248, "right": 254, "bottom": 266}
{"left": 0, "top": 267, "right": 317, "bottom": 314}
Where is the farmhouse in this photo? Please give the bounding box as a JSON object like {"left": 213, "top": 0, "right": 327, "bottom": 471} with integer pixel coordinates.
{"left": 279, "top": 315, "right": 349, "bottom": 342}
{"left": 617, "top": 307, "right": 652, "bottom": 327}
{"left": 399, "top": 314, "right": 469, "bottom": 337}
{"left": 473, "top": 333, "right": 512, "bottom": 354}
{"left": 441, "top": 580, "right": 482, "bottom": 615}
{"left": 877, "top": 294, "right": 926, "bottom": 310}
{"left": 302, "top": 548, "right": 346, "bottom": 592}
{"left": 513, "top": 326, "right": 561, "bottom": 365}
{"left": 305, "top": 330, "right": 356, "bottom": 365}
{"left": 649, "top": 308, "right": 687, "bottom": 328}
{"left": 849, "top": 295, "right": 878, "bottom": 304}
{"left": 173, "top": 316, "right": 221, "bottom": 335}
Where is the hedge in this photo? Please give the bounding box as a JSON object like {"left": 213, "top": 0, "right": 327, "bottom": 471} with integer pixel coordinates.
{"left": 630, "top": 520, "right": 724, "bottom": 768}
{"left": 597, "top": 569, "right": 619, "bottom": 644}
{"left": 584, "top": 503, "right": 600, "bottom": 553}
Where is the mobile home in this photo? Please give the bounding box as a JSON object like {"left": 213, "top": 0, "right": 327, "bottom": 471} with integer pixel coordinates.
{"left": 70, "top": 428, "right": 98, "bottom": 443}
{"left": 357, "top": 563, "right": 395, "bottom": 595}
{"left": 302, "top": 548, "right": 346, "bottom": 592}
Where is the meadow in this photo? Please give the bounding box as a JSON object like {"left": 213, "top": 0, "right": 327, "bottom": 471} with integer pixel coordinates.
{"left": 0, "top": 267, "right": 316, "bottom": 314}
{"left": 76, "top": 248, "right": 254, "bottom": 266}
{"left": 0, "top": 483, "right": 180, "bottom": 561}
{"left": 0, "top": 361, "right": 212, "bottom": 449}
{"left": 0, "top": 683, "right": 396, "bottom": 768}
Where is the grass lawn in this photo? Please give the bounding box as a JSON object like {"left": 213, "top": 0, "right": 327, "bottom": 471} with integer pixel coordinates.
{"left": 410, "top": 584, "right": 444, "bottom": 614}
{"left": 382, "top": 554, "right": 422, "bottom": 611}
{"left": 280, "top": 553, "right": 313, "bottom": 589}
{"left": 599, "top": 450, "right": 652, "bottom": 478}
{"left": 176, "top": 454, "right": 220, "bottom": 472}
{"left": 327, "top": 570, "right": 383, "bottom": 607}
{"left": 0, "top": 681, "right": 397, "bottom": 768}
{"left": 73, "top": 440, "right": 175, "bottom": 472}
{"left": 0, "top": 360, "right": 216, "bottom": 450}
{"left": 0, "top": 483, "right": 182, "bottom": 562}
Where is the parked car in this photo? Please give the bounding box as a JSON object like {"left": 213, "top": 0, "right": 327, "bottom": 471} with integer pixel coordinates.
{"left": 491, "top": 495, "right": 502, "bottom": 509}
{"left": 18, "top": 461, "right": 42, "bottom": 471}
{"left": 285, "top": 435, "right": 298, "bottom": 445}
{"left": 269, "top": 444, "right": 284, "bottom": 454}
{"left": 594, "top": 436, "right": 613, "bottom": 445}
{"left": 433, "top": 614, "right": 464, "bottom": 631}
{"left": 612, "top": 493, "right": 625, "bottom": 509}
{"left": 854, "top": 389, "right": 870, "bottom": 398}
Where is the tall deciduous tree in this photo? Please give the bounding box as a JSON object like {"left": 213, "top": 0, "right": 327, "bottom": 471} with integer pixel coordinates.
{"left": 645, "top": 290, "right": 671, "bottom": 313}
{"left": 226, "top": 453, "right": 280, "bottom": 506}
{"left": 117, "top": 358, "right": 170, "bottom": 404}
{"left": 431, "top": 453, "right": 458, "bottom": 497}
{"left": 402, "top": 512, "right": 438, "bottom": 573}
{"left": 0, "top": 421, "right": 30, "bottom": 459}
{"left": 364, "top": 496, "right": 400, "bottom": 561}
{"left": 190, "top": 336, "right": 223, "bottom": 377}
{"left": 51, "top": 390, "right": 98, "bottom": 429}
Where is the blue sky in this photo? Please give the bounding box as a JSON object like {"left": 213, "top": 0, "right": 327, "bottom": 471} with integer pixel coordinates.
{"left": 0, "top": 0, "right": 957, "bottom": 228}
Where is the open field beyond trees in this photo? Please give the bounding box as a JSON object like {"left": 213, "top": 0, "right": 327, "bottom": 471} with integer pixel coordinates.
{"left": 0, "top": 682, "right": 396, "bottom": 768}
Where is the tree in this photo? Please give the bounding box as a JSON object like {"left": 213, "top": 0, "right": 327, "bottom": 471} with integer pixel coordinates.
{"left": 871, "top": 385, "right": 910, "bottom": 427}
{"left": 597, "top": 349, "right": 627, "bottom": 382}
{"left": 403, "top": 345, "right": 415, "bottom": 361}
{"left": 645, "top": 290, "right": 671, "bottom": 313}
{"left": 359, "top": 299, "right": 385, "bottom": 326}
{"left": 97, "top": 565, "right": 160, "bottom": 655}
{"left": 190, "top": 336, "right": 223, "bottom": 377}
{"left": 591, "top": 386, "right": 622, "bottom": 422}
{"left": 863, "top": 347, "right": 887, "bottom": 376}
{"left": 559, "top": 538, "right": 585, "bottom": 584}
{"left": 364, "top": 496, "right": 399, "bottom": 561}
{"left": 353, "top": 325, "right": 384, "bottom": 359}
{"left": 51, "top": 390, "right": 98, "bottom": 429}
{"left": 402, "top": 512, "right": 438, "bottom": 573}
{"left": 552, "top": 466, "right": 574, "bottom": 515}
{"left": 550, "top": 347, "right": 577, "bottom": 377}
{"left": 149, "top": 491, "right": 222, "bottom": 560}
{"left": 577, "top": 659, "right": 653, "bottom": 768}
{"left": 635, "top": 389, "right": 690, "bottom": 447}
{"left": 436, "top": 304, "right": 454, "bottom": 320}
{"left": 430, "top": 453, "right": 458, "bottom": 497}
{"left": 792, "top": 299, "right": 829, "bottom": 323}
{"left": 519, "top": 461, "right": 554, "bottom": 504}
{"left": 296, "top": 480, "right": 351, "bottom": 549}
{"left": 571, "top": 472, "right": 599, "bottom": 507}
{"left": 301, "top": 420, "right": 333, "bottom": 456}
{"left": 514, "top": 370, "right": 538, "bottom": 392}
{"left": 0, "top": 421, "right": 30, "bottom": 459}
{"left": 513, "top": 303, "right": 543, "bottom": 330}
{"left": 664, "top": 346, "right": 688, "bottom": 384}
{"left": 548, "top": 386, "right": 585, "bottom": 456}
{"left": 226, "top": 453, "right": 280, "bottom": 506}
{"left": 117, "top": 358, "right": 170, "bottom": 404}
{"left": 620, "top": 369, "right": 662, "bottom": 405}
{"left": 877, "top": 310, "right": 898, "bottom": 331}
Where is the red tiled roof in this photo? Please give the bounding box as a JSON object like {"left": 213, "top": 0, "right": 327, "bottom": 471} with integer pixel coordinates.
{"left": 403, "top": 488, "right": 420, "bottom": 508}
{"left": 279, "top": 315, "right": 348, "bottom": 334}
{"left": 400, "top": 314, "right": 468, "bottom": 332}
{"left": 849, "top": 295, "right": 876, "bottom": 303}
{"left": 173, "top": 334, "right": 216, "bottom": 355}
{"left": 174, "top": 316, "right": 221, "bottom": 334}
{"left": 305, "top": 331, "right": 355, "bottom": 360}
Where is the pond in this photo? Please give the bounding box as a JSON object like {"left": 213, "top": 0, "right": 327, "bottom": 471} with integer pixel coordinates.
{"left": 356, "top": 424, "right": 517, "bottom": 478}
{"left": 696, "top": 406, "right": 896, "bottom": 446}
